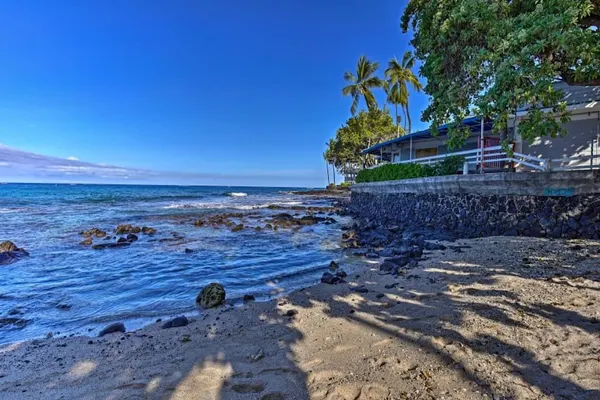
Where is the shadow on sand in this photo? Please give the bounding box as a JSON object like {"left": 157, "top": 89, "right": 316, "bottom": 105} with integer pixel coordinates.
{"left": 1, "top": 237, "right": 600, "bottom": 399}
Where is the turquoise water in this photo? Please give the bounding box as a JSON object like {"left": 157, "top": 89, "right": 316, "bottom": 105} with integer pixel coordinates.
{"left": 0, "top": 184, "right": 344, "bottom": 343}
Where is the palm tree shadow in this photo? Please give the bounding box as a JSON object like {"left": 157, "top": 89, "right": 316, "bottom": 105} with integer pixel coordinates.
{"left": 282, "top": 242, "right": 600, "bottom": 399}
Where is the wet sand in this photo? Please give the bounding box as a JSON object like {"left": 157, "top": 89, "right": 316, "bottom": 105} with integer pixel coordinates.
{"left": 1, "top": 236, "right": 600, "bottom": 399}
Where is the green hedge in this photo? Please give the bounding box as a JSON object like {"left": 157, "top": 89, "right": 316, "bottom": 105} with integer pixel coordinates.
{"left": 356, "top": 155, "right": 465, "bottom": 183}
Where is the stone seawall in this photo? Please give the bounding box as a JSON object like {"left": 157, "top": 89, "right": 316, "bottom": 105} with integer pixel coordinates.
{"left": 350, "top": 172, "right": 600, "bottom": 239}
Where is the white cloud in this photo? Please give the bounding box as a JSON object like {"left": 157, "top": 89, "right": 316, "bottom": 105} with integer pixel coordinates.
{"left": 0, "top": 144, "right": 322, "bottom": 186}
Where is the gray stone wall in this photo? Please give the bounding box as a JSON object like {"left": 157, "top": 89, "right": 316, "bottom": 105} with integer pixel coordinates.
{"left": 349, "top": 192, "right": 600, "bottom": 239}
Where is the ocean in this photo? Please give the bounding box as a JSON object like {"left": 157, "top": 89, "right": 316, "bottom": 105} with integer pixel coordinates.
{"left": 0, "top": 183, "right": 347, "bottom": 344}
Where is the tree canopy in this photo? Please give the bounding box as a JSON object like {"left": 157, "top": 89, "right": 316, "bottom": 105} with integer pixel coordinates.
{"left": 325, "top": 108, "right": 398, "bottom": 171}
{"left": 402, "top": 0, "right": 600, "bottom": 148}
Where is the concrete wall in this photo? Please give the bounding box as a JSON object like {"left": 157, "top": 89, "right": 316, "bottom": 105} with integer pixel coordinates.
{"left": 350, "top": 171, "right": 600, "bottom": 239}
{"left": 523, "top": 118, "right": 599, "bottom": 167}
{"left": 352, "top": 171, "right": 600, "bottom": 196}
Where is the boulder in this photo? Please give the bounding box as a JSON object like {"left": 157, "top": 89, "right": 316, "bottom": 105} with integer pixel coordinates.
{"left": 379, "top": 261, "right": 397, "bottom": 272}
{"left": 115, "top": 224, "right": 134, "bottom": 235}
{"left": 0, "top": 241, "right": 19, "bottom": 253}
{"left": 335, "top": 270, "right": 348, "bottom": 278}
{"left": 141, "top": 226, "right": 157, "bottom": 235}
{"left": 321, "top": 272, "right": 344, "bottom": 285}
{"left": 243, "top": 294, "right": 256, "bottom": 302}
{"left": 79, "top": 238, "right": 93, "bottom": 246}
{"left": 80, "top": 228, "right": 107, "bottom": 238}
{"left": 0, "top": 241, "right": 29, "bottom": 265}
{"left": 184, "top": 248, "right": 194, "bottom": 254}
{"left": 196, "top": 283, "right": 226, "bottom": 309}
{"left": 328, "top": 261, "right": 339, "bottom": 271}
{"left": 92, "top": 242, "right": 131, "bottom": 250}
{"left": 161, "top": 316, "right": 189, "bottom": 329}
{"left": 126, "top": 234, "right": 138, "bottom": 242}
{"left": 231, "top": 224, "right": 244, "bottom": 232}
{"left": 98, "top": 322, "right": 125, "bottom": 337}
{"left": 0, "top": 317, "right": 30, "bottom": 329}
{"left": 351, "top": 286, "right": 369, "bottom": 294}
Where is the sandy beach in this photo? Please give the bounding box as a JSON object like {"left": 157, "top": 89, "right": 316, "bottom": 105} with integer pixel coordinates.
{"left": 1, "top": 236, "right": 600, "bottom": 399}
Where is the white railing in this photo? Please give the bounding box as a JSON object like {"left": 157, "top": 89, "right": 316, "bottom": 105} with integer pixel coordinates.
{"left": 371, "top": 146, "right": 600, "bottom": 173}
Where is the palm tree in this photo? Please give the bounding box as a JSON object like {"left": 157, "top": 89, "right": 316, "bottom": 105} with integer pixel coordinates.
{"left": 324, "top": 139, "right": 336, "bottom": 186}
{"left": 384, "top": 51, "right": 422, "bottom": 134}
{"left": 342, "top": 56, "right": 384, "bottom": 115}
{"left": 384, "top": 81, "right": 404, "bottom": 137}
{"left": 323, "top": 152, "right": 330, "bottom": 186}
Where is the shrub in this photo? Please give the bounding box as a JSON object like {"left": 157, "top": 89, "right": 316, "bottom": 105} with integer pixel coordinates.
{"left": 355, "top": 156, "right": 465, "bottom": 183}
{"left": 433, "top": 155, "right": 465, "bottom": 176}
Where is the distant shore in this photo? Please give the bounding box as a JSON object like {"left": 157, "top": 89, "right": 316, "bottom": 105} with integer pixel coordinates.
{"left": 292, "top": 186, "right": 351, "bottom": 197}
{"left": 2, "top": 235, "right": 599, "bottom": 399}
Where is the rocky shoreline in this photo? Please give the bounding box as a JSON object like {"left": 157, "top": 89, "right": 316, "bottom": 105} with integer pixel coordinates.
{"left": 2, "top": 199, "right": 600, "bottom": 399}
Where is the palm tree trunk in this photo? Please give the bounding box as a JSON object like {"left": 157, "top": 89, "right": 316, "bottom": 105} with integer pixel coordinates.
{"left": 401, "top": 106, "right": 408, "bottom": 131}
{"left": 406, "top": 104, "right": 412, "bottom": 134}
{"left": 332, "top": 159, "right": 337, "bottom": 186}
{"left": 325, "top": 160, "right": 330, "bottom": 185}
{"left": 395, "top": 103, "right": 400, "bottom": 137}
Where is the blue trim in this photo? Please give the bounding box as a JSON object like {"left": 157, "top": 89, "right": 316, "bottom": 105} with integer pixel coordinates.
{"left": 362, "top": 116, "right": 494, "bottom": 154}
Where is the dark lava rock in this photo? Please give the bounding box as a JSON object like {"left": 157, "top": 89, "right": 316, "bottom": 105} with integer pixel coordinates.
{"left": 321, "top": 272, "right": 344, "bottom": 285}
{"left": 329, "top": 261, "right": 339, "bottom": 271}
{"left": 243, "top": 294, "right": 256, "bottom": 302}
{"left": 0, "top": 241, "right": 29, "bottom": 265}
{"left": 161, "top": 316, "right": 189, "bottom": 329}
{"left": 79, "top": 238, "right": 93, "bottom": 246}
{"left": 117, "top": 237, "right": 129, "bottom": 243}
{"left": 378, "top": 248, "right": 396, "bottom": 258}
{"left": 375, "top": 293, "right": 385, "bottom": 299}
{"left": 335, "top": 270, "right": 348, "bottom": 278}
{"left": 0, "top": 317, "right": 30, "bottom": 329}
{"left": 141, "top": 226, "right": 157, "bottom": 235}
{"left": 92, "top": 242, "right": 131, "bottom": 250}
{"left": 196, "top": 283, "right": 226, "bottom": 309}
{"left": 126, "top": 234, "right": 138, "bottom": 242}
{"left": 80, "top": 228, "right": 107, "bottom": 238}
{"left": 0, "top": 241, "right": 26, "bottom": 254}
{"left": 56, "top": 304, "right": 72, "bottom": 311}
{"left": 115, "top": 224, "right": 134, "bottom": 235}
{"left": 98, "top": 322, "right": 125, "bottom": 337}
{"left": 379, "top": 261, "right": 397, "bottom": 272}
{"left": 423, "top": 242, "right": 447, "bottom": 251}
{"left": 231, "top": 224, "right": 244, "bottom": 232}
{"left": 285, "top": 309, "right": 298, "bottom": 317}
{"left": 184, "top": 248, "right": 194, "bottom": 254}
{"left": 351, "top": 286, "right": 369, "bottom": 294}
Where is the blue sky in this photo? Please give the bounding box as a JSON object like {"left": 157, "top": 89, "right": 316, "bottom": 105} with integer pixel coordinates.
{"left": 0, "top": 0, "right": 428, "bottom": 186}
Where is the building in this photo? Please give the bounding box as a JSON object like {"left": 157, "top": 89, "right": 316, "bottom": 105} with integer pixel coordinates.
{"left": 362, "top": 83, "right": 600, "bottom": 172}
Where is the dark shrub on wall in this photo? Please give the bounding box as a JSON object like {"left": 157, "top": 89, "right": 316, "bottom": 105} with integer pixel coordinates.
{"left": 356, "top": 156, "right": 465, "bottom": 183}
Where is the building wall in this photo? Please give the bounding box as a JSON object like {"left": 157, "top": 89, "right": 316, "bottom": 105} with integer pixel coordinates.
{"left": 522, "top": 118, "right": 599, "bottom": 167}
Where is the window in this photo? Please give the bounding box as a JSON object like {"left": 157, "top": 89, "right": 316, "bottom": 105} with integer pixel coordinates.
{"left": 415, "top": 148, "right": 437, "bottom": 158}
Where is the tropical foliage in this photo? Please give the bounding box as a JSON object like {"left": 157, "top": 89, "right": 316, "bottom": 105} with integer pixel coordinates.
{"left": 324, "top": 108, "right": 397, "bottom": 172}
{"left": 384, "top": 51, "right": 422, "bottom": 135}
{"left": 401, "top": 0, "right": 600, "bottom": 148}
{"left": 355, "top": 155, "right": 465, "bottom": 183}
{"left": 341, "top": 56, "right": 384, "bottom": 116}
